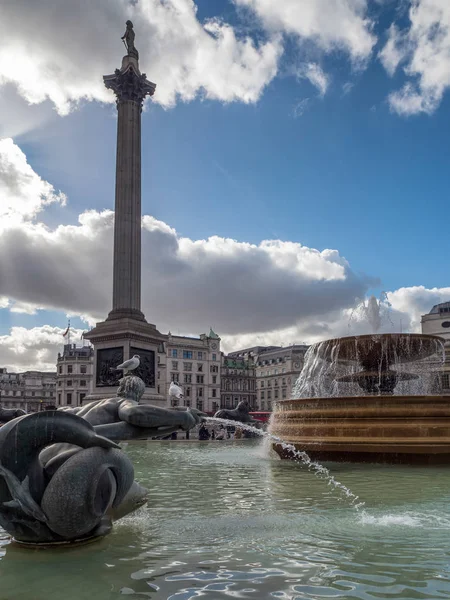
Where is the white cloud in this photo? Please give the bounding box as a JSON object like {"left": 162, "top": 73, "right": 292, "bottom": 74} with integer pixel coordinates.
{"left": 0, "top": 0, "right": 282, "bottom": 115}
{"left": 292, "top": 98, "right": 311, "bottom": 118}
{"left": 0, "top": 325, "right": 85, "bottom": 372}
{"left": 387, "top": 286, "right": 450, "bottom": 331}
{"left": 0, "top": 139, "right": 371, "bottom": 374}
{"left": 295, "top": 63, "right": 329, "bottom": 97}
{"left": 0, "top": 138, "right": 66, "bottom": 222}
{"left": 235, "top": 0, "right": 376, "bottom": 63}
{"left": 381, "top": 0, "right": 450, "bottom": 116}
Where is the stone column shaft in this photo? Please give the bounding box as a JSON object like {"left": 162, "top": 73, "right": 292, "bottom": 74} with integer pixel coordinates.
{"left": 112, "top": 99, "right": 142, "bottom": 317}
{"left": 103, "top": 57, "right": 156, "bottom": 322}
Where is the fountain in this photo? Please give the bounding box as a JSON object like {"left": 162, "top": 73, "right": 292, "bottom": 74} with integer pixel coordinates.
{"left": 271, "top": 297, "right": 449, "bottom": 464}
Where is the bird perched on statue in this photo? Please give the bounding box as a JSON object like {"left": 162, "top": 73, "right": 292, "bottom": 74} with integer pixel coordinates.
{"left": 169, "top": 381, "right": 183, "bottom": 399}
{"left": 116, "top": 355, "right": 140, "bottom": 376}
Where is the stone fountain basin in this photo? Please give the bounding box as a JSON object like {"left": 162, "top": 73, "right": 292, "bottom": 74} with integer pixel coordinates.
{"left": 314, "top": 333, "right": 443, "bottom": 366}
{"left": 271, "top": 395, "right": 450, "bottom": 465}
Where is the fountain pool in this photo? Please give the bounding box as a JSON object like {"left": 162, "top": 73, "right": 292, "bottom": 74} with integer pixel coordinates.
{"left": 1, "top": 440, "right": 450, "bottom": 599}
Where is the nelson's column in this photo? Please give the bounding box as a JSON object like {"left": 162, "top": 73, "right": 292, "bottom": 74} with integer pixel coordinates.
{"left": 84, "top": 21, "right": 166, "bottom": 405}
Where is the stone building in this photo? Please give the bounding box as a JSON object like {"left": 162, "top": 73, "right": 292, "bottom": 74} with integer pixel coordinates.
{"left": 56, "top": 344, "right": 94, "bottom": 407}
{"left": 220, "top": 352, "right": 257, "bottom": 409}
{"left": 0, "top": 368, "right": 57, "bottom": 412}
{"left": 158, "top": 329, "right": 221, "bottom": 414}
{"left": 421, "top": 302, "right": 450, "bottom": 394}
{"left": 255, "top": 345, "right": 309, "bottom": 410}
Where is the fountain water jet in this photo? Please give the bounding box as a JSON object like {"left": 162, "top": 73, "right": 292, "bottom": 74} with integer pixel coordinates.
{"left": 208, "top": 417, "right": 364, "bottom": 510}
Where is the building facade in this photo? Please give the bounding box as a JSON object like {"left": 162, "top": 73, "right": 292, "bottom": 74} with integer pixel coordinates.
{"left": 421, "top": 302, "right": 450, "bottom": 394}
{"left": 56, "top": 344, "right": 94, "bottom": 407}
{"left": 158, "top": 329, "right": 221, "bottom": 414}
{"left": 0, "top": 368, "right": 57, "bottom": 412}
{"left": 255, "top": 345, "right": 309, "bottom": 410}
{"left": 220, "top": 352, "right": 257, "bottom": 409}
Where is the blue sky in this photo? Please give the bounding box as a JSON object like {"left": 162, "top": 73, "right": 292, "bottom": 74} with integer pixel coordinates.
{"left": 1, "top": 0, "right": 450, "bottom": 370}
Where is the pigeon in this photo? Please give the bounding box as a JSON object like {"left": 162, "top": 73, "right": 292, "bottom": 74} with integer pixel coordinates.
{"left": 116, "top": 355, "right": 140, "bottom": 376}
{"left": 169, "top": 381, "right": 183, "bottom": 399}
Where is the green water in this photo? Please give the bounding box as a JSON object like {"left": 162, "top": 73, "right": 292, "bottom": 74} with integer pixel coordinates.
{"left": 1, "top": 440, "right": 450, "bottom": 600}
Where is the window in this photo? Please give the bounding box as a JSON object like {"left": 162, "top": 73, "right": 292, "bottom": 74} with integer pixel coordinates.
{"left": 212, "top": 375, "right": 217, "bottom": 384}
{"left": 186, "top": 387, "right": 191, "bottom": 397}
{"left": 282, "top": 368, "right": 286, "bottom": 373}
{"left": 261, "top": 380, "right": 265, "bottom": 387}
{"left": 184, "top": 374, "right": 192, "bottom": 384}
{"left": 183, "top": 351, "right": 193, "bottom": 359}
{"left": 172, "top": 349, "right": 178, "bottom": 358}
{"left": 157, "top": 371, "right": 160, "bottom": 380}
{"left": 80, "top": 393, "right": 86, "bottom": 403}
{"left": 268, "top": 390, "right": 272, "bottom": 399}
{"left": 197, "top": 363, "right": 203, "bottom": 372}
{"left": 196, "top": 375, "right": 204, "bottom": 384}
{"left": 282, "top": 378, "right": 286, "bottom": 385}
{"left": 212, "top": 389, "right": 217, "bottom": 398}
{"left": 80, "top": 380, "right": 87, "bottom": 387}
{"left": 212, "top": 402, "right": 219, "bottom": 412}
{"left": 58, "top": 381, "right": 62, "bottom": 387}
{"left": 261, "top": 401, "right": 265, "bottom": 411}
{"left": 80, "top": 365, "right": 87, "bottom": 374}
{"left": 171, "top": 398, "right": 179, "bottom": 407}
{"left": 185, "top": 399, "right": 191, "bottom": 407}
{"left": 31, "top": 392, "right": 35, "bottom": 397}
{"left": 184, "top": 362, "right": 192, "bottom": 372}
{"left": 275, "top": 389, "right": 279, "bottom": 399}
{"left": 170, "top": 372, "right": 179, "bottom": 383}
{"left": 58, "top": 393, "right": 61, "bottom": 405}
{"left": 212, "top": 353, "right": 217, "bottom": 361}
{"left": 282, "top": 388, "right": 287, "bottom": 399}
{"left": 172, "top": 361, "right": 178, "bottom": 370}
{"left": 67, "top": 365, "right": 73, "bottom": 374}
{"left": 274, "top": 379, "right": 278, "bottom": 386}
{"left": 442, "top": 374, "right": 450, "bottom": 389}
{"left": 197, "top": 400, "right": 203, "bottom": 411}
{"left": 210, "top": 365, "right": 219, "bottom": 373}
{"left": 67, "top": 380, "right": 72, "bottom": 387}
{"left": 267, "top": 380, "right": 272, "bottom": 387}
{"left": 275, "top": 369, "right": 278, "bottom": 375}
{"left": 261, "top": 391, "right": 265, "bottom": 400}
{"left": 198, "top": 387, "right": 203, "bottom": 397}
{"left": 67, "top": 393, "right": 72, "bottom": 405}
{"left": 58, "top": 366, "right": 62, "bottom": 374}
{"left": 198, "top": 351, "right": 203, "bottom": 360}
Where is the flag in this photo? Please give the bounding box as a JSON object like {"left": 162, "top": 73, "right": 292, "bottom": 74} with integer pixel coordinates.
{"left": 63, "top": 320, "right": 70, "bottom": 337}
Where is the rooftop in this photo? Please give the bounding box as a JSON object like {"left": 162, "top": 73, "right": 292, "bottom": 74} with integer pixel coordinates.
{"left": 428, "top": 302, "right": 450, "bottom": 315}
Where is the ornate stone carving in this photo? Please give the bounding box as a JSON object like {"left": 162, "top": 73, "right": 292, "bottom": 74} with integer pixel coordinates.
{"left": 130, "top": 347, "right": 155, "bottom": 387}
{"left": 96, "top": 347, "right": 124, "bottom": 387}
{"left": 104, "top": 66, "right": 156, "bottom": 108}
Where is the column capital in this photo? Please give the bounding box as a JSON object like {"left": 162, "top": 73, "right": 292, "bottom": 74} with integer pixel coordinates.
{"left": 104, "top": 59, "right": 156, "bottom": 109}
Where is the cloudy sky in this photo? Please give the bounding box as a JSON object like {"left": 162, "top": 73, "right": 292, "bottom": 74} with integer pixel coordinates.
{"left": 1, "top": 0, "right": 450, "bottom": 372}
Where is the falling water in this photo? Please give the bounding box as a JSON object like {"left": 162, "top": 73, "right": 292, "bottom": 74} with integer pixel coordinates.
{"left": 292, "top": 334, "right": 445, "bottom": 399}
{"left": 207, "top": 417, "right": 365, "bottom": 510}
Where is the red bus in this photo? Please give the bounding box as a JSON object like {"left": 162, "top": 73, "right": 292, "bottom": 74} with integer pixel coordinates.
{"left": 249, "top": 411, "right": 272, "bottom": 424}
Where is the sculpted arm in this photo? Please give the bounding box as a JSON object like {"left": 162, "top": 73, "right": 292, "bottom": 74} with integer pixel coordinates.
{"left": 118, "top": 400, "right": 204, "bottom": 431}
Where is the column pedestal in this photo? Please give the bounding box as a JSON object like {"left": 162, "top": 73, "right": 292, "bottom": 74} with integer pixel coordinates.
{"left": 84, "top": 317, "right": 166, "bottom": 405}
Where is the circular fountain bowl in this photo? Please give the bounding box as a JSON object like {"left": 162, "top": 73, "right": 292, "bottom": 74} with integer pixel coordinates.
{"left": 271, "top": 394, "right": 450, "bottom": 464}
{"left": 314, "top": 333, "right": 444, "bottom": 367}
